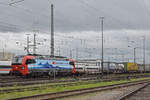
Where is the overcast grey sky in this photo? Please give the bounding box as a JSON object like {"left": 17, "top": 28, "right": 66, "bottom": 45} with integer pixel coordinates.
{"left": 0, "top": 0, "right": 150, "bottom": 63}
{"left": 0, "top": 0, "right": 150, "bottom": 32}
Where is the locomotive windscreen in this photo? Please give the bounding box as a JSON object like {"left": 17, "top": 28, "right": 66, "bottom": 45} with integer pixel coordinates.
{"left": 12, "top": 56, "right": 24, "bottom": 65}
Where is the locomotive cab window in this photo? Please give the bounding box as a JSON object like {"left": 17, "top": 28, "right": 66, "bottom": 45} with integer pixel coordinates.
{"left": 69, "top": 61, "right": 74, "bottom": 65}
{"left": 12, "top": 56, "right": 24, "bottom": 65}
{"left": 26, "top": 59, "right": 36, "bottom": 64}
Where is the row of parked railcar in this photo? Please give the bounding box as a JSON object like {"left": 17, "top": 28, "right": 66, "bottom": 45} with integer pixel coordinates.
{"left": 75, "top": 59, "right": 149, "bottom": 74}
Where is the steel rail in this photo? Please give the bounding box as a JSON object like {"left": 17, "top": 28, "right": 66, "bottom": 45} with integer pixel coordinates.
{"left": 0, "top": 77, "right": 128, "bottom": 94}
{"left": 117, "top": 82, "right": 150, "bottom": 100}
{"left": 0, "top": 76, "right": 98, "bottom": 86}
{"left": 0, "top": 77, "right": 98, "bottom": 87}
{"left": 0, "top": 73, "right": 149, "bottom": 83}
{"left": 1, "top": 75, "right": 147, "bottom": 94}
{"left": 0, "top": 74, "right": 149, "bottom": 88}
{"left": 7, "top": 80, "right": 150, "bottom": 100}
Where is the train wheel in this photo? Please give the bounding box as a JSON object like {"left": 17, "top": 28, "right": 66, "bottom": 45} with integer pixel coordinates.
{"left": 48, "top": 71, "right": 53, "bottom": 76}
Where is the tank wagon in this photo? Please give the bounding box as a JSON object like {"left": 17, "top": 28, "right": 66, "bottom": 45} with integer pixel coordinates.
{"left": 11, "top": 54, "right": 75, "bottom": 76}
{"left": 103, "top": 62, "right": 122, "bottom": 73}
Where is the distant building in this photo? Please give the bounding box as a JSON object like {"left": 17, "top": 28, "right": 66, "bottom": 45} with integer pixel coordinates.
{"left": 0, "top": 52, "right": 14, "bottom": 61}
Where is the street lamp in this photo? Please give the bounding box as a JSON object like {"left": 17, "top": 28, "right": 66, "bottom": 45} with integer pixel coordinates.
{"left": 142, "top": 36, "right": 146, "bottom": 72}
{"left": 128, "top": 45, "right": 139, "bottom": 63}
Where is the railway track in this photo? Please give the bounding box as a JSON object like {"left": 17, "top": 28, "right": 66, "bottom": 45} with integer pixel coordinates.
{"left": 1, "top": 75, "right": 150, "bottom": 95}
{"left": 118, "top": 81, "right": 150, "bottom": 100}
{"left": 0, "top": 77, "right": 98, "bottom": 87}
{"left": 0, "top": 74, "right": 150, "bottom": 87}
{"left": 7, "top": 79, "right": 150, "bottom": 100}
{"left": 0, "top": 77, "right": 52, "bottom": 83}
{"left": 0, "top": 73, "right": 149, "bottom": 83}
{"left": 0, "top": 77, "right": 125, "bottom": 94}
{"left": 0, "top": 76, "right": 130, "bottom": 94}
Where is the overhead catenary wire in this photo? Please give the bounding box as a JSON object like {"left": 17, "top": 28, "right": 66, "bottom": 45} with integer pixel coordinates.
{"left": 77, "top": 0, "right": 133, "bottom": 29}
{"left": 0, "top": 0, "right": 51, "bottom": 32}
{"left": 0, "top": 0, "right": 149, "bottom": 63}
{"left": 9, "top": 0, "right": 25, "bottom": 6}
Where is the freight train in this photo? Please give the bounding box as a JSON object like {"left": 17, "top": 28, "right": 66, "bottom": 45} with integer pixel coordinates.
{"left": 11, "top": 54, "right": 75, "bottom": 76}
{"left": 11, "top": 55, "right": 149, "bottom": 77}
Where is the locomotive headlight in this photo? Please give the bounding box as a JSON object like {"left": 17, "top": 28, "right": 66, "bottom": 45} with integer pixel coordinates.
{"left": 21, "top": 66, "right": 24, "bottom": 70}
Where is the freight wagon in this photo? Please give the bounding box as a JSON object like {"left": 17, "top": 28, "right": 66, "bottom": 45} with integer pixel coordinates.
{"left": 117, "top": 62, "right": 138, "bottom": 73}
{"left": 137, "top": 64, "right": 150, "bottom": 73}
{"left": 103, "top": 62, "right": 122, "bottom": 73}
